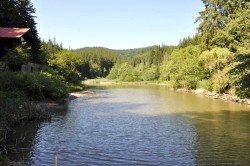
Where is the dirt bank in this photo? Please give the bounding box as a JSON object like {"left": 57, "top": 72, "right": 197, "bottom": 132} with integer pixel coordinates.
{"left": 0, "top": 90, "right": 96, "bottom": 164}
{"left": 174, "top": 88, "right": 250, "bottom": 106}
{"left": 0, "top": 98, "right": 68, "bottom": 163}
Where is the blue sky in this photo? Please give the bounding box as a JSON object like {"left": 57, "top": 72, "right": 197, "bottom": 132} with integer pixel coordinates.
{"left": 31, "top": 0, "right": 204, "bottom": 49}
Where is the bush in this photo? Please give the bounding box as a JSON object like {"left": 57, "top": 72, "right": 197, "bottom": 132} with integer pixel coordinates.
{"left": 69, "top": 84, "right": 85, "bottom": 92}
{"left": 164, "top": 45, "right": 205, "bottom": 89}
{"left": 227, "top": 51, "right": 250, "bottom": 98}
{"left": 0, "top": 91, "right": 27, "bottom": 117}
{"left": 0, "top": 72, "right": 69, "bottom": 100}
{"left": 197, "top": 79, "right": 213, "bottom": 91}
{"left": 211, "top": 71, "right": 230, "bottom": 93}
{"left": 47, "top": 50, "right": 83, "bottom": 84}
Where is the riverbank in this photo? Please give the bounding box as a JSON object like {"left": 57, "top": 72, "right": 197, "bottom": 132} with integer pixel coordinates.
{"left": 0, "top": 98, "right": 67, "bottom": 165}
{"left": 0, "top": 90, "right": 94, "bottom": 138}
{"left": 84, "top": 79, "right": 250, "bottom": 106}
{"left": 83, "top": 79, "right": 172, "bottom": 86}
{"left": 175, "top": 88, "right": 250, "bottom": 106}
{"left": 0, "top": 90, "right": 96, "bottom": 165}
{"left": 69, "top": 90, "right": 96, "bottom": 99}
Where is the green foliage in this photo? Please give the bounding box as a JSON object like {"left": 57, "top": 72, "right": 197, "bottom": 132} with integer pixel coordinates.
{"left": 227, "top": 50, "right": 250, "bottom": 98}
{"left": 163, "top": 45, "right": 205, "bottom": 89}
{"left": 47, "top": 50, "right": 83, "bottom": 84}
{"left": 113, "top": 46, "right": 154, "bottom": 57}
{"left": 0, "top": 72, "right": 69, "bottom": 99}
{"left": 108, "top": 63, "right": 134, "bottom": 81}
{"left": 199, "top": 47, "right": 234, "bottom": 73}
{"left": 69, "top": 84, "right": 85, "bottom": 92}
{"left": 75, "top": 47, "right": 119, "bottom": 78}
{"left": 196, "top": 0, "right": 249, "bottom": 50}
{"left": 107, "top": 45, "right": 174, "bottom": 82}
{"left": 0, "top": 90, "right": 27, "bottom": 120}
{"left": 197, "top": 79, "right": 212, "bottom": 91}
{"left": 76, "top": 46, "right": 176, "bottom": 80}
{"left": 141, "top": 65, "right": 159, "bottom": 81}
{"left": 195, "top": 1, "right": 250, "bottom": 97}
{"left": 89, "top": 61, "right": 102, "bottom": 78}
{"left": 178, "top": 34, "right": 201, "bottom": 48}
{"left": 3, "top": 42, "right": 32, "bottom": 65}
{"left": 211, "top": 70, "right": 230, "bottom": 93}
{"left": 40, "top": 39, "right": 64, "bottom": 64}
{"left": 225, "top": 3, "right": 250, "bottom": 51}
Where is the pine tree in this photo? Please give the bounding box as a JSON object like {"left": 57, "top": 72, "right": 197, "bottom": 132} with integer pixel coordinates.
{"left": 196, "top": 0, "right": 249, "bottom": 50}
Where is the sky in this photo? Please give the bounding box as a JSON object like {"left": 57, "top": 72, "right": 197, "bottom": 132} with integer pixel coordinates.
{"left": 31, "top": 0, "right": 204, "bottom": 49}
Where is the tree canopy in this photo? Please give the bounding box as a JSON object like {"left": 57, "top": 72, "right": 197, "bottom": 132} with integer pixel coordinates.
{"left": 196, "top": 0, "right": 249, "bottom": 51}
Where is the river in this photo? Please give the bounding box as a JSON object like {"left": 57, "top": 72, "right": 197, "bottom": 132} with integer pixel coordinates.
{"left": 7, "top": 85, "right": 250, "bottom": 165}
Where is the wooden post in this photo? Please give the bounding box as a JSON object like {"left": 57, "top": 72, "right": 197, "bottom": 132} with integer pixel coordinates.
{"left": 55, "top": 151, "right": 58, "bottom": 166}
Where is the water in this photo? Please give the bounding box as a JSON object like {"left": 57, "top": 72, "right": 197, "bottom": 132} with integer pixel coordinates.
{"left": 8, "top": 85, "right": 250, "bottom": 165}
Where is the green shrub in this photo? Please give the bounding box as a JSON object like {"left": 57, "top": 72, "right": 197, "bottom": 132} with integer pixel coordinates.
{"left": 211, "top": 71, "right": 230, "bottom": 93}
{"left": 68, "top": 84, "right": 85, "bottom": 92}
{"left": 227, "top": 51, "right": 250, "bottom": 98}
{"left": 0, "top": 91, "right": 26, "bottom": 115}
{"left": 197, "top": 79, "right": 213, "bottom": 90}
{"left": 163, "top": 45, "right": 205, "bottom": 89}
{"left": 0, "top": 72, "right": 69, "bottom": 100}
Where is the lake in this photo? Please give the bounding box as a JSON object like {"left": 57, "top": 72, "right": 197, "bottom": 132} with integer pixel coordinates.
{"left": 8, "top": 85, "right": 250, "bottom": 165}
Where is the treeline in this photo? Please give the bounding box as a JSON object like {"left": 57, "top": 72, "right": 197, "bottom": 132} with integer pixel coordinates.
{"left": 75, "top": 47, "right": 119, "bottom": 78}
{"left": 0, "top": 0, "right": 249, "bottom": 100}
{"left": 106, "top": 0, "right": 250, "bottom": 98}
{"left": 107, "top": 46, "right": 176, "bottom": 81}
{"left": 74, "top": 45, "right": 176, "bottom": 82}
{"left": 113, "top": 47, "right": 155, "bottom": 57}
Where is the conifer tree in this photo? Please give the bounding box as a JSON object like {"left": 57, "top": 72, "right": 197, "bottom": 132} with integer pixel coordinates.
{"left": 196, "top": 0, "right": 249, "bottom": 50}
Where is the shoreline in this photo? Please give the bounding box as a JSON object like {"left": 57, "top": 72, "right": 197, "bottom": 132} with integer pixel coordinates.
{"left": 174, "top": 88, "right": 250, "bottom": 106}
{"left": 84, "top": 79, "right": 250, "bottom": 106}
{"left": 0, "top": 87, "right": 248, "bottom": 163}
{"left": 0, "top": 90, "right": 95, "bottom": 164}
{"left": 69, "top": 90, "right": 96, "bottom": 100}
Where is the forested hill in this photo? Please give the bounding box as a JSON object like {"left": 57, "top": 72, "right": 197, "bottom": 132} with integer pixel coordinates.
{"left": 75, "top": 46, "right": 159, "bottom": 57}
{"left": 112, "top": 46, "right": 156, "bottom": 57}
{"left": 75, "top": 47, "right": 117, "bottom": 55}
{"left": 106, "top": 1, "right": 250, "bottom": 99}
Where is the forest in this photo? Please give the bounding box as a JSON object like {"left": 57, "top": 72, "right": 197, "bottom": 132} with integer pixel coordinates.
{"left": 104, "top": 0, "right": 250, "bottom": 99}
{"left": 74, "top": 1, "right": 250, "bottom": 99}
{"left": 0, "top": 0, "right": 249, "bottom": 110}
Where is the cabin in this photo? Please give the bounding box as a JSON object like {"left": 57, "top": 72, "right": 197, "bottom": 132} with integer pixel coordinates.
{"left": 0, "top": 27, "right": 40, "bottom": 72}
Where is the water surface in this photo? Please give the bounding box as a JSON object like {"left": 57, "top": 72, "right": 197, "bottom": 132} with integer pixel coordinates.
{"left": 8, "top": 85, "right": 250, "bottom": 165}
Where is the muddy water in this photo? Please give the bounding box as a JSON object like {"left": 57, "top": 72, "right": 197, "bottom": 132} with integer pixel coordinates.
{"left": 8, "top": 85, "right": 250, "bottom": 165}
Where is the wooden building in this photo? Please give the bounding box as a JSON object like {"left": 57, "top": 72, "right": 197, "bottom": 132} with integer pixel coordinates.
{"left": 0, "top": 27, "right": 37, "bottom": 57}
{"left": 0, "top": 27, "right": 39, "bottom": 72}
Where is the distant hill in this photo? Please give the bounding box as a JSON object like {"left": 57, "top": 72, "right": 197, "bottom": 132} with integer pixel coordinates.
{"left": 111, "top": 46, "right": 156, "bottom": 57}
{"left": 75, "top": 47, "right": 117, "bottom": 54}
{"left": 75, "top": 46, "right": 157, "bottom": 57}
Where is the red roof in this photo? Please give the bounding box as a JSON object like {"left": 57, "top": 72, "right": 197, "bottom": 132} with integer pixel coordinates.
{"left": 0, "top": 28, "right": 30, "bottom": 38}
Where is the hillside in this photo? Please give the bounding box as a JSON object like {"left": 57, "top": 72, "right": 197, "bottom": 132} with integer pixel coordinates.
{"left": 75, "top": 46, "right": 157, "bottom": 57}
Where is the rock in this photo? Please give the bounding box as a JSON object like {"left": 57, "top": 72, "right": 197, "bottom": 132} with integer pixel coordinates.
{"left": 69, "top": 90, "right": 95, "bottom": 99}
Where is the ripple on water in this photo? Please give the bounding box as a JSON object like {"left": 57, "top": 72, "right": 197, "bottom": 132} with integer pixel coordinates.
{"left": 9, "top": 87, "right": 250, "bottom": 165}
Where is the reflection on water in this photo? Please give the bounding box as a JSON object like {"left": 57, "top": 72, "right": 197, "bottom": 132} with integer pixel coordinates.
{"left": 8, "top": 85, "right": 250, "bottom": 165}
